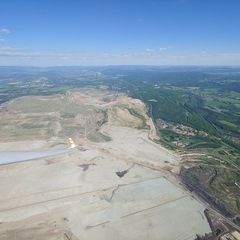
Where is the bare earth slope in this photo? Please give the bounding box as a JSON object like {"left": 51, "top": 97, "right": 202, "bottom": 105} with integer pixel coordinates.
{"left": 0, "top": 89, "right": 210, "bottom": 240}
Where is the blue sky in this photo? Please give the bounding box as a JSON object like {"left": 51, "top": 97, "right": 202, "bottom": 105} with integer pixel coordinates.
{"left": 0, "top": 0, "right": 240, "bottom": 66}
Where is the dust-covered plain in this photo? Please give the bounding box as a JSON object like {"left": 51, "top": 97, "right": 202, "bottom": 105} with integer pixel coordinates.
{"left": 0, "top": 89, "right": 211, "bottom": 240}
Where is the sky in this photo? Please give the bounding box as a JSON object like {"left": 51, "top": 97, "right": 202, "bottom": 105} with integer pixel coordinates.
{"left": 0, "top": 0, "right": 240, "bottom": 66}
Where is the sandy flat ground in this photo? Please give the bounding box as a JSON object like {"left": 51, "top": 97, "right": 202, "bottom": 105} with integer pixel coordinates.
{"left": 0, "top": 89, "right": 211, "bottom": 240}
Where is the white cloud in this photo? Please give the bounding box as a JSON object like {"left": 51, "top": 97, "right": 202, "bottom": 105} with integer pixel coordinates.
{"left": 0, "top": 46, "right": 240, "bottom": 66}
{"left": 159, "top": 47, "right": 168, "bottom": 52}
{"left": 145, "top": 47, "right": 170, "bottom": 54}
{"left": 0, "top": 47, "right": 39, "bottom": 57}
{"left": 145, "top": 48, "right": 154, "bottom": 52}
{"left": 0, "top": 28, "right": 10, "bottom": 34}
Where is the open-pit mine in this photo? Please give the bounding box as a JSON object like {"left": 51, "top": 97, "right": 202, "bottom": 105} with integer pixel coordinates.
{"left": 0, "top": 89, "right": 211, "bottom": 240}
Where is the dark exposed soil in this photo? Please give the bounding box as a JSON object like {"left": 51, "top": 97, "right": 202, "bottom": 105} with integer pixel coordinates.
{"left": 116, "top": 170, "right": 128, "bottom": 178}
{"left": 78, "top": 163, "right": 96, "bottom": 171}
{"left": 180, "top": 165, "right": 236, "bottom": 219}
